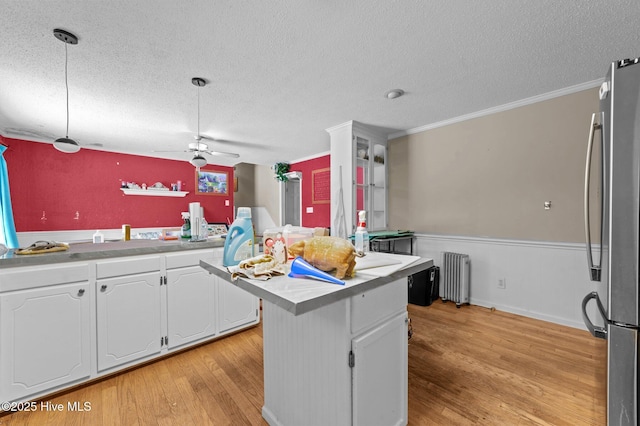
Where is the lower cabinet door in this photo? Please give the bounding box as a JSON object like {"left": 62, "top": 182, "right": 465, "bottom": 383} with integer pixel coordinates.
{"left": 96, "top": 272, "right": 162, "bottom": 371}
{"left": 218, "top": 277, "right": 259, "bottom": 334}
{"left": 0, "top": 283, "right": 91, "bottom": 402}
{"left": 166, "top": 266, "right": 216, "bottom": 349}
{"left": 352, "top": 312, "right": 408, "bottom": 426}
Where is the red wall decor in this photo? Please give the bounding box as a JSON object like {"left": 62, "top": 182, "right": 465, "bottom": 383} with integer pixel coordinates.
{"left": 289, "top": 155, "right": 330, "bottom": 228}
{"left": 311, "top": 167, "right": 331, "bottom": 204}
{"left": 3, "top": 137, "right": 234, "bottom": 231}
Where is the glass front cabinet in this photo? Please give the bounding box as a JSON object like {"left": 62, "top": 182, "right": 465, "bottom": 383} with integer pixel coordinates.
{"left": 354, "top": 134, "right": 387, "bottom": 232}
{"left": 328, "top": 121, "right": 388, "bottom": 236}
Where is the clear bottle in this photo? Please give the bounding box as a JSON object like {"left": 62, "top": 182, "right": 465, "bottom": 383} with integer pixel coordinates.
{"left": 354, "top": 210, "right": 369, "bottom": 254}
{"left": 92, "top": 230, "right": 104, "bottom": 244}
{"left": 200, "top": 216, "right": 208, "bottom": 241}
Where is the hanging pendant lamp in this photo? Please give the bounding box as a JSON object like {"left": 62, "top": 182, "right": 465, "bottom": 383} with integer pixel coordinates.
{"left": 53, "top": 28, "right": 80, "bottom": 153}
{"left": 189, "top": 77, "right": 207, "bottom": 168}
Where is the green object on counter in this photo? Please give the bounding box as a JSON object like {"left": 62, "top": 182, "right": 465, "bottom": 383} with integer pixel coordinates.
{"left": 181, "top": 213, "right": 191, "bottom": 239}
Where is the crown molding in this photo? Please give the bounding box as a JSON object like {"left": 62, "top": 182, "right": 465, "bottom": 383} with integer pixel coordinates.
{"left": 388, "top": 79, "right": 603, "bottom": 140}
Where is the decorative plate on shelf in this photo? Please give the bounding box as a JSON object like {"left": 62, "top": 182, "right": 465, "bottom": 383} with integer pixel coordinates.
{"left": 148, "top": 182, "right": 169, "bottom": 191}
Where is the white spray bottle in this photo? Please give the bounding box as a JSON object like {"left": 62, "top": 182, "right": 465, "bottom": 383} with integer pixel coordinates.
{"left": 354, "top": 210, "right": 369, "bottom": 254}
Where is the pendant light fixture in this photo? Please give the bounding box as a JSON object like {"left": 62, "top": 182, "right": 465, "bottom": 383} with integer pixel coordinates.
{"left": 189, "top": 77, "right": 208, "bottom": 168}
{"left": 53, "top": 28, "right": 80, "bottom": 153}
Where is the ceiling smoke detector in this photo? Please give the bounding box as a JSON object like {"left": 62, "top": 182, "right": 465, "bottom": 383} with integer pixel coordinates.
{"left": 385, "top": 89, "right": 405, "bottom": 99}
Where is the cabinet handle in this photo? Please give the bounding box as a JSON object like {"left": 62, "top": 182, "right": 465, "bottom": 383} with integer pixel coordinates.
{"left": 101, "top": 284, "right": 107, "bottom": 292}
{"left": 78, "top": 288, "right": 85, "bottom": 296}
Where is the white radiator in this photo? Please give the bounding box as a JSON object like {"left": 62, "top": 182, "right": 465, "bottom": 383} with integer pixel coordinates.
{"left": 440, "top": 252, "right": 470, "bottom": 307}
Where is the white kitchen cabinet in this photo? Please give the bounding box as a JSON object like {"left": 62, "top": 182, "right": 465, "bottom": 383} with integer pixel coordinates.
{"left": 96, "top": 257, "right": 162, "bottom": 372}
{"left": 0, "top": 248, "right": 260, "bottom": 405}
{"left": 352, "top": 312, "right": 408, "bottom": 426}
{"left": 165, "top": 249, "right": 257, "bottom": 336}
{"left": 0, "top": 264, "right": 91, "bottom": 403}
{"left": 354, "top": 134, "right": 387, "bottom": 232}
{"left": 166, "top": 265, "right": 216, "bottom": 349}
{"left": 328, "top": 120, "right": 388, "bottom": 234}
{"left": 217, "top": 276, "right": 259, "bottom": 334}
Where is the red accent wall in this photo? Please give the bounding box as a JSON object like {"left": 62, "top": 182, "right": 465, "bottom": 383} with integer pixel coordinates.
{"left": 290, "top": 155, "right": 331, "bottom": 229}
{"left": 2, "top": 137, "right": 234, "bottom": 231}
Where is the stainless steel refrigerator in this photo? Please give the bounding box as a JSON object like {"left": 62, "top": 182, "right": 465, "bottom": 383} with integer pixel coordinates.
{"left": 583, "top": 57, "right": 640, "bottom": 426}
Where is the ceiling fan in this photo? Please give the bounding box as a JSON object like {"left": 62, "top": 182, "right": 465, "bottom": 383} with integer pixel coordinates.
{"left": 155, "top": 77, "right": 239, "bottom": 166}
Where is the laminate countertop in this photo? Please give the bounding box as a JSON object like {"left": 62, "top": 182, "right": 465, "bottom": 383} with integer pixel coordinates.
{"left": 200, "top": 252, "right": 434, "bottom": 316}
{"left": 0, "top": 238, "right": 226, "bottom": 268}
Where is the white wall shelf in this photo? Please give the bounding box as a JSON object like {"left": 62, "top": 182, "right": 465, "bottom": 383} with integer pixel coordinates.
{"left": 120, "top": 188, "right": 188, "bottom": 197}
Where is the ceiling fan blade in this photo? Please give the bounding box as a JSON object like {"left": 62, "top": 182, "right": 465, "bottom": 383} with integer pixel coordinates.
{"left": 199, "top": 135, "right": 266, "bottom": 150}
{"left": 152, "top": 149, "right": 190, "bottom": 153}
{"left": 205, "top": 150, "right": 240, "bottom": 158}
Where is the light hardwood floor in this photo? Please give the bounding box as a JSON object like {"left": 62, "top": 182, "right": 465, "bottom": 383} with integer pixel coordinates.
{"left": 0, "top": 301, "right": 606, "bottom": 425}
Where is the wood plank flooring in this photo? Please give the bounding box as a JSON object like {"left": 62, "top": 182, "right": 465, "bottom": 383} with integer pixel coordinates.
{"left": 407, "top": 301, "right": 606, "bottom": 425}
{"left": 0, "top": 301, "right": 606, "bottom": 425}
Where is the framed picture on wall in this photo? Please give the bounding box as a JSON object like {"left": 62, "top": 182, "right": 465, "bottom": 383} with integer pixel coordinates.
{"left": 312, "top": 167, "right": 331, "bottom": 204}
{"left": 195, "top": 170, "right": 229, "bottom": 195}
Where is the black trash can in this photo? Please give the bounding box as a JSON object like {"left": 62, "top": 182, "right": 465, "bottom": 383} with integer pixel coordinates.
{"left": 408, "top": 266, "right": 440, "bottom": 306}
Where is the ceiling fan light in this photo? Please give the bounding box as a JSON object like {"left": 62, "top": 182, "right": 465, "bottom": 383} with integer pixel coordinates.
{"left": 190, "top": 154, "right": 207, "bottom": 168}
{"left": 53, "top": 137, "right": 80, "bottom": 153}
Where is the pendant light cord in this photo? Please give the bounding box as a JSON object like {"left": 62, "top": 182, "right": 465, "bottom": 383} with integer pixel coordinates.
{"left": 64, "top": 41, "right": 70, "bottom": 138}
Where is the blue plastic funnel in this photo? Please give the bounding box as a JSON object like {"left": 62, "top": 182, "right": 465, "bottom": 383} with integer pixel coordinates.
{"left": 288, "top": 256, "right": 345, "bottom": 285}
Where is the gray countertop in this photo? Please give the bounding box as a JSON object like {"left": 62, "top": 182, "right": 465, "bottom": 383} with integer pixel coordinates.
{"left": 200, "top": 254, "right": 433, "bottom": 316}
{"left": 0, "top": 238, "right": 227, "bottom": 268}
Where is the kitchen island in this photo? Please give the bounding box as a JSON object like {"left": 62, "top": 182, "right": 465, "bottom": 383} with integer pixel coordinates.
{"left": 200, "top": 253, "right": 433, "bottom": 426}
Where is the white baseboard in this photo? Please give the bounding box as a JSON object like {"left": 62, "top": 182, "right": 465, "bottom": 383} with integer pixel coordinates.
{"left": 414, "top": 234, "right": 598, "bottom": 330}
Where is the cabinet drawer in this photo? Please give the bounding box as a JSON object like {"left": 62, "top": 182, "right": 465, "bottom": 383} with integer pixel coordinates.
{"left": 351, "top": 278, "right": 407, "bottom": 335}
{"left": 96, "top": 256, "right": 161, "bottom": 279}
{"left": 166, "top": 249, "right": 219, "bottom": 269}
{"left": 0, "top": 263, "right": 89, "bottom": 292}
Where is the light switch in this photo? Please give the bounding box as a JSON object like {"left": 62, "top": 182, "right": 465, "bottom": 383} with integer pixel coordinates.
{"left": 306, "top": 207, "right": 313, "bottom": 213}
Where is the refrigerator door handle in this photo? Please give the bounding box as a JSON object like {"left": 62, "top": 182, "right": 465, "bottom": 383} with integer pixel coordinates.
{"left": 584, "top": 112, "right": 603, "bottom": 281}
{"left": 582, "top": 291, "right": 608, "bottom": 339}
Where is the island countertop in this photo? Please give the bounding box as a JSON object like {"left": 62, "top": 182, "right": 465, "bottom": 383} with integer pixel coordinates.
{"left": 0, "top": 238, "right": 226, "bottom": 268}
{"left": 200, "top": 253, "right": 433, "bottom": 316}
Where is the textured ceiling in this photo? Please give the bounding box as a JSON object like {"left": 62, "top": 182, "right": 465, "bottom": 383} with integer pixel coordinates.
{"left": 0, "top": 1, "right": 638, "bottom": 167}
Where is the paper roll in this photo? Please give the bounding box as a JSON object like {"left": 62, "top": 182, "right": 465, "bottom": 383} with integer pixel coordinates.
{"left": 189, "top": 202, "right": 201, "bottom": 240}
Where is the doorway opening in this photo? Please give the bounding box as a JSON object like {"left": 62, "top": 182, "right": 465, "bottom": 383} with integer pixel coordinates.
{"left": 280, "top": 171, "right": 302, "bottom": 226}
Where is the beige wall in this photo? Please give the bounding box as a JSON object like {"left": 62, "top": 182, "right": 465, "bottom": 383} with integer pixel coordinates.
{"left": 233, "top": 162, "right": 256, "bottom": 208}
{"left": 388, "top": 88, "right": 600, "bottom": 243}
{"left": 233, "top": 163, "right": 280, "bottom": 224}
{"left": 254, "top": 164, "right": 280, "bottom": 223}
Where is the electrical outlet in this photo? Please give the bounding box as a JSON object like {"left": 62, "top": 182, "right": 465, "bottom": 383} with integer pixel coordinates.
{"left": 498, "top": 278, "right": 506, "bottom": 289}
